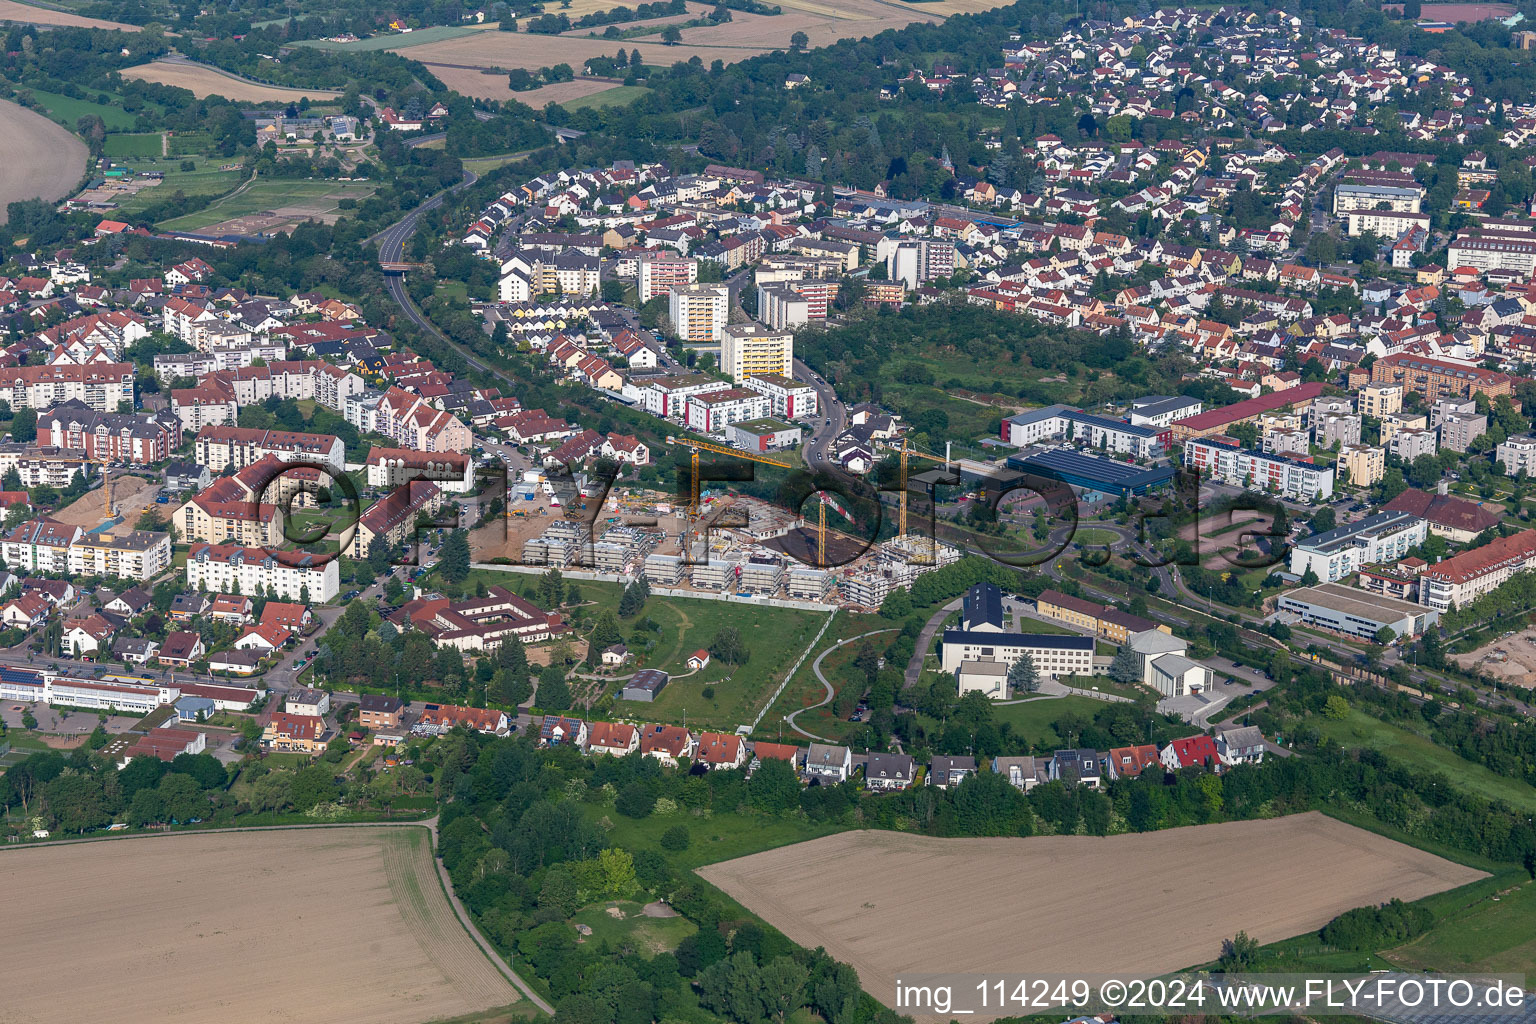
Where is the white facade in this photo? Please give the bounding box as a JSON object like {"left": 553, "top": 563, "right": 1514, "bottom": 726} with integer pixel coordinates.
{"left": 187, "top": 544, "right": 340, "bottom": 602}
{"left": 1287, "top": 511, "right": 1427, "bottom": 583}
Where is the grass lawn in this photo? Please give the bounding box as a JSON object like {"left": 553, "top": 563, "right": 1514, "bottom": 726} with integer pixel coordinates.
{"left": 24, "top": 88, "right": 158, "bottom": 131}
{"left": 985, "top": 695, "right": 1114, "bottom": 749}
{"left": 297, "top": 24, "right": 483, "bottom": 50}
{"left": 560, "top": 85, "right": 651, "bottom": 111}
{"left": 156, "top": 178, "right": 375, "bottom": 231}
{"left": 103, "top": 132, "right": 163, "bottom": 158}
{"left": 608, "top": 598, "right": 831, "bottom": 732}
{"left": 591, "top": 806, "right": 841, "bottom": 870}
{"left": 113, "top": 165, "right": 246, "bottom": 217}
{"left": 166, "top": 131, "right": 214, "bottom": 156}
{"left": 570, "top": 900, "right": 696, "bottom": 954}
{"left": 1316, "top": 709, "right": 1536, "bottom": 812}
{"left": 1071, "top": 527, "right": 1123, "bottom": 546}
{"left": 1384, "top": 877, "right": 1536, "bottom": 975}
{"left": 462, "top": 151, "right": 538, "bottom": 174}
{"left": 757, "top": 611, "right": 891, "bottom": 742}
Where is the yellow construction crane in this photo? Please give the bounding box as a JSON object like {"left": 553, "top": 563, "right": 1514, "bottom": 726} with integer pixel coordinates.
{"left": 97, "top": 457, "right": 115, "bottom": 520}
{"left": 883, "top": 437, "right": 950, "bottom": 539}
{"left": 666, "top": 436, "right": 793, "bottom": 517}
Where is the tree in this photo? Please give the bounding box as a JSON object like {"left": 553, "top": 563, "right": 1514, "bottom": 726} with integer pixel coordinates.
{"left": 760, "top": 956, "right": 810, "bottom": 1024}
{"left": 1108, "top": 644, "right": 1142, "bottom": 685}
{"left": 1324, "top": 694, "right": 1350, "bottom": 720}
{"left": 1007, "top": 652, "right": 1039, "bottom": 694}
{"left": 662, "top": 23, "right": 682, "bottom": 43}
{"left": 1374, "top": 625, "right": 1398, "bottom": 646}
{"left": 618, "top": 577, "right": 649, "bottom": 617}
{"left": 660, "top": 824, "right": 691, "bottom": 850}
{"left": 538, "top": 666, "right": 571, "bottom": 711}
{"left": 10, "top": 407, "right": 36, "bottom": 443}
{"left": 1219, "top": 930, "right": 1260, "bottom": 970}
{"left": 1310, "top": 506, "right": 1335, "bottom": 534}
{"left": 440, "top": 529, "right": 470, "bottom": 584}
{"left": 615, "top": 781, "right": 655, "bottom": 818}
{"left": 789, "top": 29, "right": 808, "bottom": 50}
{"left": 709, "top": 626, "right": 749, "bottom": 665}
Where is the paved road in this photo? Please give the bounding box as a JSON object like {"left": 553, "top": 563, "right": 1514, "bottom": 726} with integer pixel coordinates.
{"left": 788, "top": 628, "right": 895, "bottom": 740}
{"left": 794, "top": 357, "right": 847, "bottom": 471}
{"left": 904, "top": 597, "right": 961, "bottom": 689}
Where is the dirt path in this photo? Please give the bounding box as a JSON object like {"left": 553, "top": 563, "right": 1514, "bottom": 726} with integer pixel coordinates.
{"left": 0, "top": 97, "right": 87, "bottom": 224}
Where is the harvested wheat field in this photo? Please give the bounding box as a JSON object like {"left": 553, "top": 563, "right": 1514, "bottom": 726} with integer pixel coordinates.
{"left": 122, "top": 60, "right": 340, "bottom": 101}
{"left": 699, "top": 813, "right": 1484, "bottom": 1012}
{"left": 427, "top": 63, "right": 624, "bottom": 104}
{"left": 0, "top": 97, "right": 87, "bottom": 223}
{"left": 0, "top": 0, "right": 136, "bottom": 29}
{"left": 397, "top": 0, "right": 950, "bottom": 73}
{"left": 0, "top": 827, "right": 520, "bottom": 1024}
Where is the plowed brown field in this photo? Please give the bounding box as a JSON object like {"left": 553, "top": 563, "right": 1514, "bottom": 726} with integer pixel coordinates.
{"left": 0, "top": 827, "right": 520, "bottom": 1024}
{"left": 698, "top": 813, "right": 1485, "bottom": 1015}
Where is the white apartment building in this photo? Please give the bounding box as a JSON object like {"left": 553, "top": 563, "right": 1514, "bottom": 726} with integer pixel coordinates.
{"left": 1446, "top": 236, "right": 1536, "bottom": 275}
{"left": 1332, "top": 183, "right": 1423, "bottom": 214}
{"left": 939, "top": 629, "right": 1095, "bottom": 677}
{"left": 757, "top": 280, "right": 832, "bottom": 330}
{"left": 67, "top": 530, "right": 173, "bottom": 581}
{"left": 1345, "top": 210, "right": 1429, "bottom": 239}
{"left": 720, "top": 322, "right": 793, "bottom": 381}
{"left": 684, "top": 387, "right": 771, "bottom": 433}
{"left": 0, "top": 363, "right": 135, "bottom": 412}
{"left": 743, "top": 373, "right": 818, "bottom": 420}
{"left": 667, "top": 282, "right": 728, "bottom": 343}
{"left": 1184, "top": 437, "right": 1335, "bottom": 501}
{"left": 885, "top": 238, "right": 955, "bottom": 289}
{"left": 1419, "top": 529, "right": 1536, "bottom": 611}
{"left": 1288, "top": 511, "right": 1427, "bottom": 583}
{"left": 187, "top": 542, "right": 341, "bottom": 602}
{"left": 1496, "top": 433, "right": 1536, "bottom": 476}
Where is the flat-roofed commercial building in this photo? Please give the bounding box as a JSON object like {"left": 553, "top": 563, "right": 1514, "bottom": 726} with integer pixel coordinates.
{"left": 939, "top": 629, "right": 1094, "bottom": 677}
{"left": 1278, "top": 582, "right": 1438, "bottom": 640}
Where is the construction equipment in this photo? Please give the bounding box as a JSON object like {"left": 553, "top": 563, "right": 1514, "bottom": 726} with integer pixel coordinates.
{"left": 97, "top": 458, "right": 115, "bottom": 520}
{"left": 666, "top": 436, "right": 793, "bottom": 517}
{"left": 882, "top": 437, "right": 950, "bottom": 539}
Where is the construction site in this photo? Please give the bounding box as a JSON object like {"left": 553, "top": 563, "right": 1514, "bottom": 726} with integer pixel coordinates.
{"left": 467, "top": 445, "right": 960, "bottom": 609}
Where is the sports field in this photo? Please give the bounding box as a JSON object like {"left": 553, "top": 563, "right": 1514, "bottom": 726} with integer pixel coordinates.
{"left": 699, "top": 813, "right": 1485, "bottom": 1013}
{"left": 0, "top": 827, "right": 521, "bottom": 1024}
{"left": 157, "top": 178, "right": 376, "bottom": 234}
{"left": 0, "top": 97, "right": 87, "bottom": 223}
{"left": 121, "top": 60, "right": 341, "bottom": 101}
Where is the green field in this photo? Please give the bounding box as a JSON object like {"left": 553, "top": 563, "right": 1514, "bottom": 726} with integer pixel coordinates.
{"left": 23, "top": 88, "right": 157, "bottom": 131}
{"left": 570, "top": 900, "right": 696, "bottom": 954}
{"left": 590, "top": 806, "right": 841, "bottom": 870}
{"left": 1070, "top": 527, "right": 1122, "bottom": 547}
{"left": 113, "top": 165, "right": 245, "bottom": 217}
{"left": 560, "top": 85, "right": 651, "bottom": 111}
{"left": 1384, "top": 879, "right": 1536, "bottom": 974}
{"left": 987, "top": 694, "right": 1117, "bottom": 749}
{"left": 462, "top": 151, "right": 538, "bottom": 174}
{"left": 297, "top": 24, "right": 483, "bottom": 50}
{"left": 104, "top": 133, "right": 164, "bottom": 158}
{"left": 1317, "top": 709, "right": 1536, "bottom": 812}
{"left": 166, "top": 131, "right": 213, "bottom": 156}
{"left": 156, "top": 178, "right": 376, "bottom": 231}
{"left": 758, "top": 613, "right": 890, "bottom": 742}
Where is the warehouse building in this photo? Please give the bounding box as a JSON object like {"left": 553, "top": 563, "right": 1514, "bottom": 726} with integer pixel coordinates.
{"left": 1277, "top": 583, "right": 1437, "bottom": 641}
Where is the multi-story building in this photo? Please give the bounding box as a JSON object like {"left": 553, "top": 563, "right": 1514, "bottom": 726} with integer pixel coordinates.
{"left": 885, "top": 238, "right": 955, "bottom": 289}
{"left": 194, "top": 425, "right": 346, "bottom": 473}
{"left": 1001, "top": 406, "right": 1166, "bottom": 459}
{"left": 684, "top": 387, "right": 771, "bottom": 433}
{"left": 1370, "top": 354, "right": 1514, "bottom": 405}
{"left": 1288, "top": 511, "right": 1427, "bottom": 583}
{"left": 1358, "top": 384, "right": 1403, "bottom": 418}
{"left": 1339, "top": 444, "right": 1385, "bottom": 487}
{"left": 1438, "top": 411, "right": 1488, "bottom": 453}
{"left": 67, "top": 529, "right": 173, "bottom": 581}
{"left": 667, "top": 282, "right": 728, "bottom": 343}
{"left": 0, "top": 363, "right": 134, "bottom": 412}
{"left": 1392, "top": 427, "right": 1439, "bottom": 462}
{"left": 1332, "top": 183, "right": 1423, "bottom": 214}
{"left": 38, "top": 401, "right": 181, "bottom": 463}
{"left": 174, "top": 491, "right": 283, "bottom": 546}
{"left": 350, "top": 481, "right": 443, "bottom": 559}
{"left": 187, "top": 542, "right": 341, "bottom": 602}
{"left": 363, "top": 447, "right": 475, "bottom": 493}
{"left": 1184, "top": 436, "right": 1335, "bottom": 501}
{"left": 720, "top": 323, "right": 793, "bottom": 381}
{"left": 0, "top": 445, "right": 91, "bottom": 488}
{"left": 757, "top": 280, "right": 834, "bottom": 330}
{"left": 939, "top": 630, "right": 1095, "bottom": 678}
{"left": 1497, "top": 434, "right": 1536, "bottom": 476}
{"left": 1418, "top": 529, "right": 1536, "bottom": 611}
{"left": 636, "top": 374, "right": 731, "bottom": 418}
{"left": 1344, "top": 210, "right": 1429, "bottom": 239}
{"left": 1446, "top": 235, "right": 1536, "bottom": 275}
{"left": 1, "top": 517, "right": 83, "bottom": 573}
{"left": 637, "top": 255, "right": 697, "bottom": 303}
{"left": 743, "top": 373, "right": 818, "bottom": 420}
{"left": 1313, "top": 412, "right": 1362, "bottom": 449}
